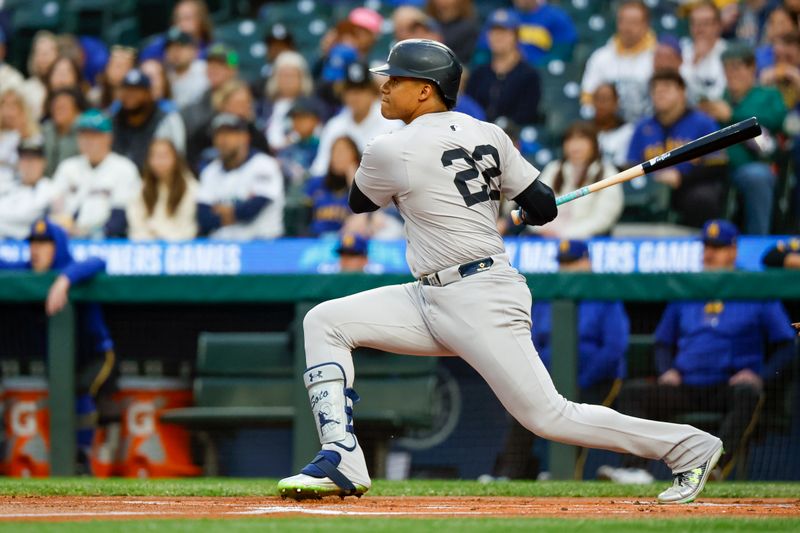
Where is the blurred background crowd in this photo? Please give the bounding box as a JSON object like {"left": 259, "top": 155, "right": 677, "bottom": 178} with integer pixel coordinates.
{"left": 0, "top": 0, "right": 799, "bottom": 246}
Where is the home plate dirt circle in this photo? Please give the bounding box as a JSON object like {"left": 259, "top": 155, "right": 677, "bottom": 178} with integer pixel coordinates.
{"left": 0, "top": 496, "right": 798, "bottom": 521}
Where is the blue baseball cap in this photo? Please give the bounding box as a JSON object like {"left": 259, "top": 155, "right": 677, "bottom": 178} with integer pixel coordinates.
{"left": 322, "top": 44, "right": 359, "bottom": 83}
{"left": 28, "top": 218, "right": 57, "bottom": 242}
{"left": 486, "top": 9, "right": 522, "bottom": 31}
{"left": 76, "top": 109, "right": 112, "bottom": 133}
{"left": 336, "top": 233, "right": 368, "bottom": 256}
{"left": 121, "top": 68, "right": 151, "bottom": 89}
{"left": 701, "top": 219, "right": 739, "bottom": 247}
{"left": 556, "top": 239, "right": 589, "bottom": 263}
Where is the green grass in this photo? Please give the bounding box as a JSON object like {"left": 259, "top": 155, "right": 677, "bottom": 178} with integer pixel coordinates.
{"left": 0, "top": 478, "right": 798, "bottom": 499}
{"left": 1, "top": 518, "right": 800, "bottom": 533}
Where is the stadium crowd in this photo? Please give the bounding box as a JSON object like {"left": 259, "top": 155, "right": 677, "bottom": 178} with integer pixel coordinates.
{"left": 0, "top": 0, "right": 798, "bottom": 244}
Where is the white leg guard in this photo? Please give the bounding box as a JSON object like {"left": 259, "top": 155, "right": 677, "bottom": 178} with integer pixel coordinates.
{"left": 277, "top": 362, "right": 370, "bottom": 499}
{"left": 305, "top": 363, "right": 349, "bottom": 444}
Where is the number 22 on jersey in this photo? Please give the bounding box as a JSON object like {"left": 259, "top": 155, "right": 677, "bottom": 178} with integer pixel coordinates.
{"left": 441, "top": 144, "right": 501, "bottom": 207}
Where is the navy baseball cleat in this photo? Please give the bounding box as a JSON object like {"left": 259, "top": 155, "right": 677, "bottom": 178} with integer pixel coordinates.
{"left": 657, "top": 442, "right": 723, "bottom": 504}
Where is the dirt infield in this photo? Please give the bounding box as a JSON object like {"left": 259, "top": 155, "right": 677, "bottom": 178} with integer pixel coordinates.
{"left": 0, "top": 496, "right": 798, "bottom": 521}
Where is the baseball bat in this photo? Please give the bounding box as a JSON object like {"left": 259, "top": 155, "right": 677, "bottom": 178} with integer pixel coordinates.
{"left": 511, "top": 116, "right": 761, "bottom": 225}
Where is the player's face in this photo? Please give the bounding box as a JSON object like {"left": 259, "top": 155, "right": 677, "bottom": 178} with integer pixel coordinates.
{"left": 29, "top": 241, "right": 56, "bottom": 273}
{"left": 702, "top": 244, "right": 737, "bottom": 271}
{"left": 379, "top": 76, "right": 426, "bottom": 121}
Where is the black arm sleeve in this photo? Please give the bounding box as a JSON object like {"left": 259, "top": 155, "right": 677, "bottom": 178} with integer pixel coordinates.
{"left": 348, "top": 182, "right": 380, "bottom": 214}
{"left": 513, "top": 179, "right": 557, "bottom": 226}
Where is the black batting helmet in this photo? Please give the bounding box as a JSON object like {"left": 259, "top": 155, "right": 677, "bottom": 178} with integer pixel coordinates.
{"left": 370, "top": 39, "right": 462, "bottom": 109}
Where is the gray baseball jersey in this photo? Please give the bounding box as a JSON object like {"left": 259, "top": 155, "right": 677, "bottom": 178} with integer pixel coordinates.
{"left": 297, "top": 110, "right": 721, "bottom": 489}
{"left": 355, "top": 111, "right": 538, "bottom": 278}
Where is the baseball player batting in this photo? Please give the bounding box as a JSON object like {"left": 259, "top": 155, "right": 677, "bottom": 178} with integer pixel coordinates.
{"left": 278, "top": 39, "right": 723, "bottom": 504}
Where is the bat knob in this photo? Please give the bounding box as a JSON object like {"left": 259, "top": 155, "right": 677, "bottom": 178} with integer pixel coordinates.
{"left": 511, "top": 209, "right": 524, "bottom": 226}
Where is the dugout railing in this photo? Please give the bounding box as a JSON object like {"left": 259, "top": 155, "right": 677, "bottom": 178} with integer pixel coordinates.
{"left": 0, "top": 270, "right": 798, "bottom": 479}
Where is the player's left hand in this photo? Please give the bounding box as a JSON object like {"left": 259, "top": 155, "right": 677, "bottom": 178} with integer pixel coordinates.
{"left": 793, "top": 322, "right": 800, "bottom": 336}
{"left": 46, "top": 275, "right": 71, "bottom": 316}
{"left": 728, "top": 368, "right": 763, "bottom": 392}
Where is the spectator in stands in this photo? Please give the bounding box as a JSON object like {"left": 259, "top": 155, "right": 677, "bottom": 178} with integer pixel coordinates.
{"left": 529, "top": 122, "right": 623, "bottom": 238}
{"left": 187, "top": 79, "right": 269, "bottom": 172}
{"left": 465, "top": 9, "right": 541, "bottom": 126}
{"left": 336, "top": 233, "right": 378, "bottom": 273}
{"left": 88, "top": 46, "right": 136, "bottom": 109}
{"left": 309, "top": 62, "right": 400, "bottom": 178}
{"left": 140, "top": 58, "right": 178, "bottom": 114}
{"left": 682, "top": 1, "right": 729, "bottom": 104}
{"left": 615, "top": 220, "right": 797, "bottom": 479}
{"left": 0, "top": 218, "right": 116, "bottom": 463}
{"left": 277, "top": 96, "right": 323, "bottom": 186}
{"left": 127, "top": 139, "right": 197, "bottom": 241}
{"left": 0, "top": 86, "right": 40, "bottom": 186}
{"left": 42, "top": 88, "right": 85, "bottom": 178}
{"left": 140, "top": 0, "right": 213, "bottom": 61}
{"left": 628, "top": 70, "right": 729, "bottom": 228}
{"left": 654, "top": 34, "right": 684, "bottom": 72}
{"left": 305, "top": 136, "right": 359, "bottom": 237}
{"left": 21, "top": 31, "right": 59, "bottom": 121}
{"left": 181, "top": 43, "right": 239, "bottom": 169}
{"left": 0, "top": 27, "right": 23, "bottom": 95}
{"left": 196, "top": 114, "right": 285, "bottom": 240}
{"left": 759, "top": 31, "right": 800, "bottom": 108}
{"left": 0, "top": 139, "right": 55, "bottom": 239}
{"left": 265, "top": 51, "right": 314, "bottom": 152}
{"left": 507, "top": 0, "right": 578, "bottom": 66}
{"left": 393, "top": 5, "right": 431, "bottom": 41}
{"left": 756, "top": 6, "right": 797, "bottom": 73}
{"left": 593, "top": 83, "right": 634, "bottom": 170}
{"left": 333, "top": 7, "right": 384, "bottom": 60}
{"left": 733, "top": 0, "right": 778, "bottom": 46}
{"left": 265, "top": 24, "right": 297, "bottom": 65}
{"left": 426, "top": 0, "right": 480, "bottom": 63}
{"left": 698, "top": 43, "right": 786, "bottom": 234}
{"left": 762, "top": 236, "right": 800, "bottom": 268}
{"left": 581, "top": 0, "right": 656, "bottom": 123}
{"left": 486, "top": 240, "right": 630, "bottom": 481}
{"left": 51, "top": 110, "right": 141, "bottom": 238}
{"left": 164, "top": 27, "right": 209, "bottom": 110}
{"left": 112, "top": 68, "right": 186, "bottom": 170}
{"left": 315, "top": 7, "right": 383, "bottom": 91}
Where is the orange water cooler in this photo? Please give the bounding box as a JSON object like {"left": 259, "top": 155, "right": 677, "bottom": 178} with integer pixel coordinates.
{"left": 1, "top": 377, "right": 50, "bottom": 477}
{"left": 104, "top": 377, "right": 200, "bottom": 478}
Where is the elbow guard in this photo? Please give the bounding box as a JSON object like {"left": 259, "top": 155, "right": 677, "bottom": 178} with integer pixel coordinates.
{"left": 513, "top": 179, "right": 557, "bottom": 226}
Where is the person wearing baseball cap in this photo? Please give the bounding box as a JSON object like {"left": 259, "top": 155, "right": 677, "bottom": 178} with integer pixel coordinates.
{"left": 0, "top": 138, "right": 55, "bottom": 239}
{"left": 700, "top": 219, "right": 738, "bottom": 270}
{"left": 196, "top": 113, "right": 285, "bottom": 240}
{"left": 762, "top": 237, "right": 800, "bottom": 269}
{"left": 612, "top": 218, "right": 796, "bottom": 480}
{"left": 336, "top": 7, "right": 383, "bottom": 58}
{"left": 336, "top": 233, "right": 370, "bottom": 273}
{"left": 488, "top": 238, "right": 630, "bottom": 482}
{"left": 113, "top": 68, "right": 186, "bottom": 170}
{"left": 465, "top": 8, "right": 541, "bottom": 125}
{"left": 309, "top": 61, "right": 401, "bottom": 178}
{"left": 50, "top": 109, "right": 141, "bottom": 237}
{"left": 276, "top": 96, "right": 324, "bottom": 184}
{"left": 164, "top": 26, "right": 209, "bottom": 109}
{"left": 0, "top": 217, "right": 117, "bottom": 468}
